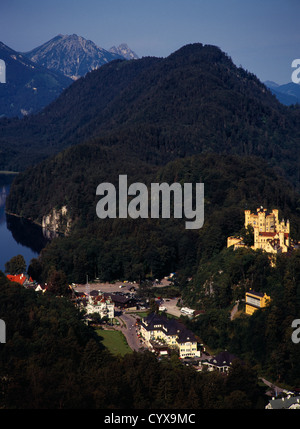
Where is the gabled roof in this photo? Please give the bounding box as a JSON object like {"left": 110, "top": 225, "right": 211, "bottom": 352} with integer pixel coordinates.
{"left": 208, "top": 351, "right": 238, "bottom": 367}
{"left": 142, "top": 312, "right": 168, "bottom": 330}
{"left": 142, "top": 313, "right": 197, "bottom": 343}
{"left": 268, "top": 396, "right": 300, "bottom": 409}
{"left": 93, "top": 295, "right": 113, "bottom": 304}
{"left": 6, "top": 273, "right": 33, "bottom": 285}
{"left": 104, "top": 292, "right": 136, "bottom": 305}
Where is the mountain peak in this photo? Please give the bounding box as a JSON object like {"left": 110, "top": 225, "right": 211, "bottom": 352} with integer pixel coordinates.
{"left": 23, "top": 34, "right": 124, "bottom": 80}
{"left": 109, "top": 43, "right": 139, "bottom": 60}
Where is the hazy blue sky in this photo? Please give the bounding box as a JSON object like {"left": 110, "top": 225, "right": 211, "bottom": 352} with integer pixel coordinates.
{"left": 1, "top": 0, "right": 299, "bottom": 84}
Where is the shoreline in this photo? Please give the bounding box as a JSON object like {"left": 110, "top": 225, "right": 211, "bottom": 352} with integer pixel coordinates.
{"left": 5, "top": 211, "right": 65, "bottom": 237}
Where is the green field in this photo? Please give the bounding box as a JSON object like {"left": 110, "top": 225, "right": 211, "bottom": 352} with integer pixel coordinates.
{"left": 96, "top": 329, "right": 132, "bottom": 356}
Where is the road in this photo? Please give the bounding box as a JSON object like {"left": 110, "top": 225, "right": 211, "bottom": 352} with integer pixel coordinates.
{"left": 230, "top": 301, "right": 239, "bottom": 320}
{"left": 260, "top": 378, "right": 285, "bottom": 396}
{"left": 114, "top": 298, "right": 182, "bottom": 352}
{"left": 116, "top": 312, "right": 143, "bottom": 352}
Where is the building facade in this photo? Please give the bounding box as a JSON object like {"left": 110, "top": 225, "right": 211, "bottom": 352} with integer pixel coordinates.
{"left": 245, "top": 290, "right": 270, "bottom": 315}
{"left": 140, "top": 313, "right": 200, "bottom": 358}
{"left": 85, "top": 293, "right": 114, "bottom": 319}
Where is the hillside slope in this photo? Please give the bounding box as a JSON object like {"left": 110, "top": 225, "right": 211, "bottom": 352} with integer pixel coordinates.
{"left": 0, "top": 41, "right": 72, "bottom": 118}
{"left": 7, "top": 149, "right": 300, "bottom": 283}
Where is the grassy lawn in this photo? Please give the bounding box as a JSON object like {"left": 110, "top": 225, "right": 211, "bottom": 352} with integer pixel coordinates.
{"left": 95, "top": 329, "right": 132, "bottom": 356}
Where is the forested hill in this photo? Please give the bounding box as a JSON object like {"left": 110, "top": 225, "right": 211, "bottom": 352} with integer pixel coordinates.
{"left": 1, "top": 43, "right": 299, "bottom": 187}
{"left": 7, "top": 151, "right": 300, "bottom": 284}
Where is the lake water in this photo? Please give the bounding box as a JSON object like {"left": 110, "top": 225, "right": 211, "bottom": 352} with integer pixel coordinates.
{"left": 0, "top": 174, "right": 50, "bottom": 273}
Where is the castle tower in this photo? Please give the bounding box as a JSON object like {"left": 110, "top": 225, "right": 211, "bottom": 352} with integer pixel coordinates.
{"left": 244, "top": 210, "right": 251, "bottom": 229}
{"left": 227, "top": 207, "right": 297, "bottom": 255}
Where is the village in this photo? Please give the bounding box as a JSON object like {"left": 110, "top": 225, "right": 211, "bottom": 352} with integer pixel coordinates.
{"left": 4, "top": 206, "right": 300, "bottom": 409}
{"left": 5, "top": 271, "right": 241, "bottom": 370}
{"left": 6, "top": 270, "right": 300, "bottom": 408}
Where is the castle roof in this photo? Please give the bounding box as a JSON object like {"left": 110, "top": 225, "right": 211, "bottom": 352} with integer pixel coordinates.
{"left": 259, "top": 232, "right": 289, "bottom": 238}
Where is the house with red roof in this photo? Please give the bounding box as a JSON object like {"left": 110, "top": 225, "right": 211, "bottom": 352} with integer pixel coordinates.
{"left": 6, "top": 273, "right": 34, "bottom": 286}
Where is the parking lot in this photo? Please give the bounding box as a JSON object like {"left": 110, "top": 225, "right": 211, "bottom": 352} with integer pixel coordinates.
{"left": 74, "top": 281, "right": 183, "bottom": 318}
{"left": 74, "top": 281, "right": 137, "bottom": 294}
{"left": 160, "top": 297, "right": 182, "bottom": 317}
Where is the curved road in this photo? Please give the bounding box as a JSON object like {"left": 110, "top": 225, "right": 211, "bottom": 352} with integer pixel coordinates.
{"left": 116, "top": 312, "right": 143, "bottom": 352}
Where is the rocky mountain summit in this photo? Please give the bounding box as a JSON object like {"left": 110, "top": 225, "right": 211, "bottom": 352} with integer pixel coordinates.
{"left": 24, "top": 34, "right": 137, "bottom": 80}
{"left": 109, "top": 43, "right": 139, "bottom": 60}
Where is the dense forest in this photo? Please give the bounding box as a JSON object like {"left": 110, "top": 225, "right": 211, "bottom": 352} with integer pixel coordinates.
{"left": 183, "top": 247, "right": 300, "bottom": 388}
{"left": 0, "top": 272, "right": 267, "bottom": 409}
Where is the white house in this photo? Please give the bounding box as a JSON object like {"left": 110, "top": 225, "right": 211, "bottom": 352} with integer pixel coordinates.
{"left": 85, "top": 293, "right": 114, "bottom": 319}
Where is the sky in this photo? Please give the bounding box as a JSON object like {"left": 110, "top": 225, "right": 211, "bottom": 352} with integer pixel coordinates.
{"left": 1, "top": 0, "right": 300, "bottom": 84}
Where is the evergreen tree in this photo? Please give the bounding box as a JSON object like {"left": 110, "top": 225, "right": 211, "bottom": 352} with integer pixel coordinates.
{"left": 5, "top": 254, "right": 26, "bottom": 275}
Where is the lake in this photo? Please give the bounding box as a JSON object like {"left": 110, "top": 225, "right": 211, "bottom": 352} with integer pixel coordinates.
{"left": 0, "top": 174, "right": 50, "bottom": 273}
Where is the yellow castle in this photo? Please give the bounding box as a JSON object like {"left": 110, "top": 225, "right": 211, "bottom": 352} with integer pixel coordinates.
{"left": 227, "top": 207, "right": 292, "bottom": 254}
{"left": 245, "top": 290, "right": 271, "bottom": 315}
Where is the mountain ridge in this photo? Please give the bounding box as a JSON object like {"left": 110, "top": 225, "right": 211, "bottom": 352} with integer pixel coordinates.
{"left": 5, "top": 42, "right": 300, "bottom": 236}
{"left": 1, "top": 43, "right": 299, "bottom": 185}
{"left": 264, "top": 80, "right": 300, "bottom": 105}
{"left": 0, "top": 35, "right": 139, "bottom": 118}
